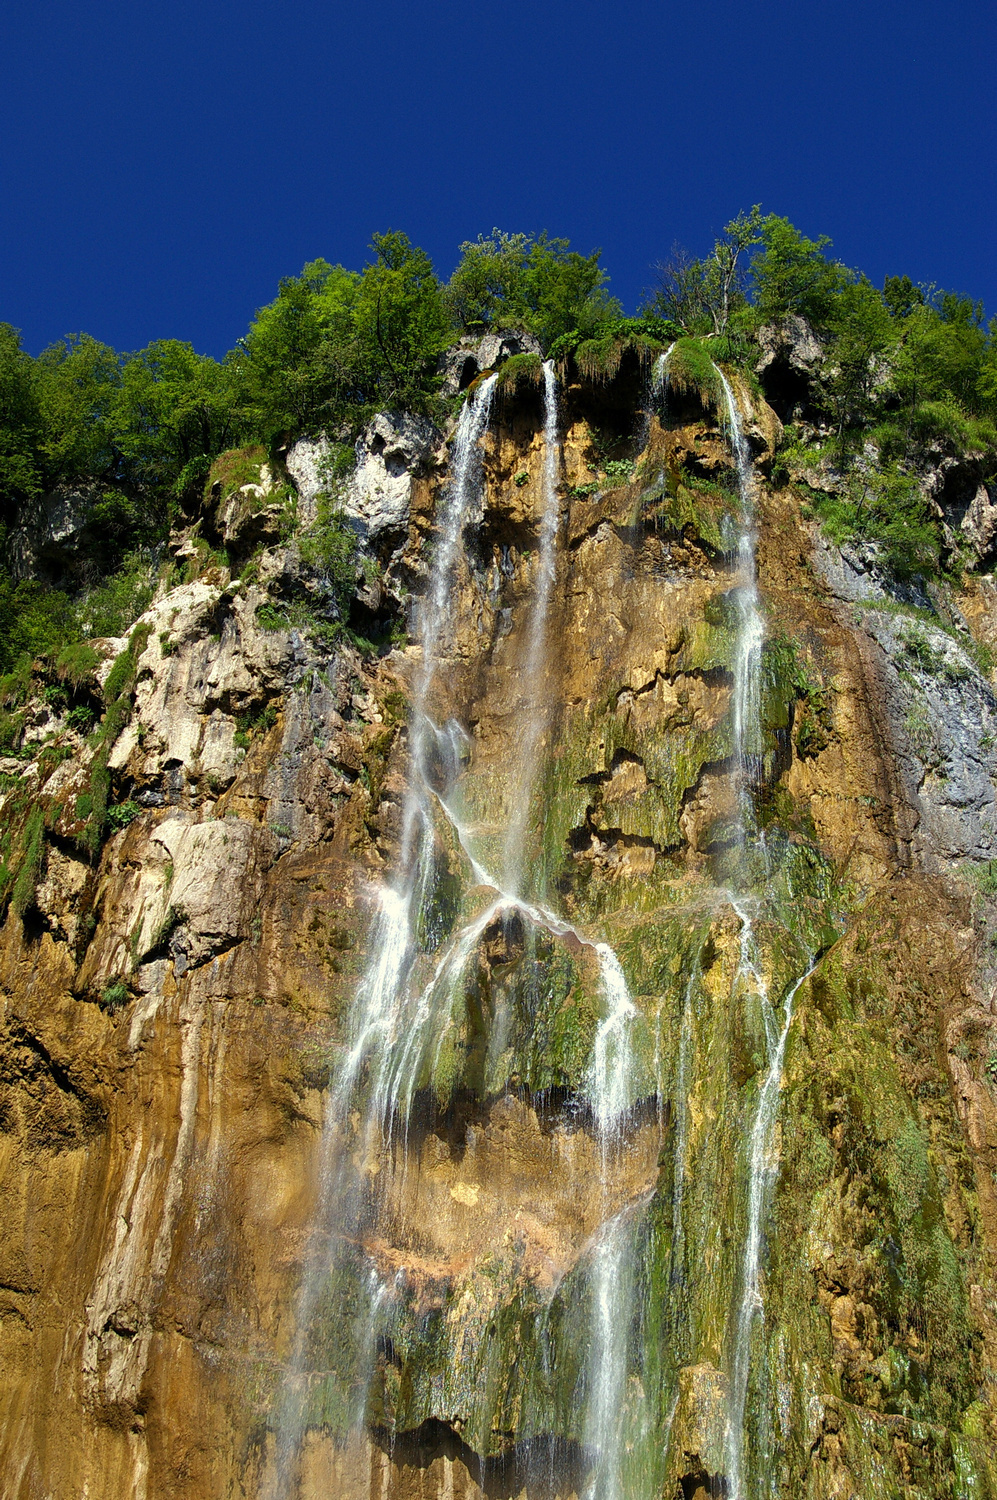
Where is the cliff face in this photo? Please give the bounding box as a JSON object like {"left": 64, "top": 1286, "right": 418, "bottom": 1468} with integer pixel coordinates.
{"left": 1, "top": 347, "right": 997, "bottom": 1500}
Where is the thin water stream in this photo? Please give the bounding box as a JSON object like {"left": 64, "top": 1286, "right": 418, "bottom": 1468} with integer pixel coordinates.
{"left": 715, "top": 368, "right": 804, "bottom": 1500}
{"left": 272, "top": 355, "right": 818, "bottom": 1500}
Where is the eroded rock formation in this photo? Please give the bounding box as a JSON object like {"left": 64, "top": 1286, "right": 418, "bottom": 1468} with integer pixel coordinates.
{"left": 1, "top": 347, "right": 996, "bottom": 1500}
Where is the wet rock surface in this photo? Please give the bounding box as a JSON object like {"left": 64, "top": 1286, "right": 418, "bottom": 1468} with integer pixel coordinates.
{"left": 1, "top": 361, "right": 996, "bottom": 1500}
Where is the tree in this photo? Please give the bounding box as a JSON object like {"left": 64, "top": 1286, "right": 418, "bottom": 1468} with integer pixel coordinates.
{"left": 818, "top": 275, "right": 895, "bottom": 446}
{"left": 234, "top": 259, "right": 360, "bottom": 437}
{"left": 749, "top": 215, "right": 848, "bottom": 329}
{"left": 113, "top": 339, "right": 238, "bottom": 498}
{"left": 351, "top": 231, "right": 451, "bottom": 411}
{"left": 445, "top": 230, "right": 619, "bottom": 350}
{"left": 0, "top": 325, "right": 44, "bottom": 525}
{"left": 648, "top": 208, "right": 763, "bottom": 336}
{"left": 35, "top": 333, "right": 121, "bottom": 486}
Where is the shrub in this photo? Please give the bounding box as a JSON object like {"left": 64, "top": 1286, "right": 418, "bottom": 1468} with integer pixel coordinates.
{"left": 99, "top": 977, "right": 130, "bottom": 1012}
{"left": 55, "top": 640, "right": 101, "bottom": 688}
{"left": 204, "top": 444, "right": 267, "bottom": 504}
{"left": 11, "top": 804, "right": 45, "bottom": 916}
{"left": 106, "top": 800, "right": 141, "bottom": 831}
{"left": 78, "top": 552, "right": 156, "bottom": 639}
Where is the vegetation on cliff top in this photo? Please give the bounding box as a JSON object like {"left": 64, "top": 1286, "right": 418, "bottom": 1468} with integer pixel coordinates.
{"left": 1, "top": 211, "right": 996, "bottom": 674}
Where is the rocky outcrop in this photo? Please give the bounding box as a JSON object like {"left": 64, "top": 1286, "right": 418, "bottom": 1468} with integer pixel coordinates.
{"left": 754, "top": 314, "right": 823, "bottom": 418}
{"left": 439, "top": 328, "right": 543, "bottom": 395}
{"left": 1, "top": 358, "right": 996, "bottom": 1500}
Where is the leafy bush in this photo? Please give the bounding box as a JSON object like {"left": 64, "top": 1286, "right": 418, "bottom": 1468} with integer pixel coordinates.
{"left": 445, "top": 230, "right": 620, "bottom": 351}
{"left": 78, "top": 552, "right": 156, "bottom": 639}
{"left": 106, "top": 800, "right": 141, "bottom": 831}
{"left": 99, "top": 977, "right": 130, "bottom": 1012}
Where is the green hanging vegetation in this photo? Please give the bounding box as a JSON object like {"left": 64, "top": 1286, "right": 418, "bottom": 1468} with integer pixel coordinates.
{"left": 2, "top": 211, "right": 996, "bottom": 665}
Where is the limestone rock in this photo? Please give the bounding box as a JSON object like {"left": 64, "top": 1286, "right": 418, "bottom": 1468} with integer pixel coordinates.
{"left": 285, "top": 437, "right": 331, "bottom": 527}
{"left": 439, "top": 329, "right": 542, "bottom": 395}
{"left": 755, "top": 315, "right": 823, "bottom": 418}
{"left": 342, "top": 411, "right": 437, "bottom": 549}
{"left": 755, "top": 314, "right": 823, "bottom": 377}
{"left": 961, "top": 481, "right": 997, "bottom": 563}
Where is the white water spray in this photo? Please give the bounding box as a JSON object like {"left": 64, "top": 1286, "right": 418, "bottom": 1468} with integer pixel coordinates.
{"left": 268, "top": 376, "right": 499, "bottom": 1498}
{"left": 725, "top": 939, "right": 813, "bottom": 1500}
{"left": 502, "top": 359, "right": 561, "bottom": 895}
{"left": 714, "top": 371, "right": 801, "bottom": 1500}
{"left": 715, "top": 368, "right": 764, "bottom": 784}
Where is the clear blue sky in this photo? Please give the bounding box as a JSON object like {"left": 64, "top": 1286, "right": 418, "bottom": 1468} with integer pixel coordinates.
{"left": 2, "top": 0, "right": 994, "bottom": 357}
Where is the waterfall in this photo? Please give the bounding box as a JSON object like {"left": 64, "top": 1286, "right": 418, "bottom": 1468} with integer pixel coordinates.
{"left": 588, "top": 943, "right": 638, "bottom": 1140}
{"left": 716, "top": 368, "right": 765, "bottom": 800}
{"left": 714, "top": 369, "right": 800, "bottom": 1500}
{"left": 336, "top": 373, "right": 498, "bottom": 1118}
{"left": 267, "top": 375, "right": 498, "bottom": 1496}
{"left": 650, "top": 340, "right": 677, "bottom": 401}
{"left": 274, "top": 358, "right": 651, "bottom": 1500}
{"left": 579, "top": 945, "right": 642, "bottom": 1500}
{"left": 501, "top": 358, "right": 561, "bottom": 896}
{"left": 726, "top": 954, "right": 813, "bottom": 1500}
{"left": 581, "top": 1204, "right": 640, "bottom": 1500}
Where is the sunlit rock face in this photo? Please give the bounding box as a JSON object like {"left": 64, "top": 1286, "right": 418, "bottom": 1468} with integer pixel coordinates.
{"left": 1, "top": 346, "right": 997, "bottom": 1500}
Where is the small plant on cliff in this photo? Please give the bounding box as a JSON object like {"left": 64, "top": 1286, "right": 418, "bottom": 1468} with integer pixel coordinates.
{"left": 11, "top": 804, "right": 45, "bottom": 916}
{"left": 99, "top": 977, "right": 130, "bottom": 1012}
{"left": 299, "top": 494, "right": 359, "bottom": 623}
{"left": 105, "top": 799, "right": 141, "bottom": 832}
{"left": 234, "top": 701, "right": 278, "bottom": 750}
{"left": 665, "top": 338, "right": 724, "bottom": 413}
{"left": 203, "top": 444, "right": 267, "bottom": 504}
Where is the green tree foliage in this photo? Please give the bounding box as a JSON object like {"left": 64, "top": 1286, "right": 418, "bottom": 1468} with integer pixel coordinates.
{"left": 34, "top": 333, "right": 121, "bottom": 485}
{"left": 444, "top": 230, "right": 620, "bottom": 350}
{"left": 114, "top": 338, "right": 240, "bottom": 499}
{"left": 648, "top": 208, "right": 763, "bottom": 336}
{"left": 749, "top": 215, "right": 850, "bottom": 329}
{"left": 235, "top": 233, "right": 450, "bottom": 436}
{"left": 0, "top": 325, "right": 44, "bottom": 523}
{"left": 234, "top": 258, "right": 360, "bottom": 437}
{"left": 2, "top": 216, "right": 997, "bottom": 646}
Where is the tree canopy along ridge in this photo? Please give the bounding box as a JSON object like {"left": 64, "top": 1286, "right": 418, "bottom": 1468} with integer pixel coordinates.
{"left": 3, "top": 212, "right": 997, "bottom": 676}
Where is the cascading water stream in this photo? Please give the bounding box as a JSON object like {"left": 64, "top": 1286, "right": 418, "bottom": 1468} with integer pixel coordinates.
{"left": 714, "top": 368, "right": 803, "bottom": 1500}
{"left": 501, "top": 358, "right": 561, "bottom": 896}
{"left": 580, "top": 946, "right": 642, "bottom": 1500}
{"left": 335, "top": 373, "right": 498, "bottom": 1118}
{"left": 275, "top": 359, "right": 651, "bottom": 1499}
{"left": 715, "top": 368, "right": 765, "bottom": 812}
{"left": 725, "top": 947, "right": 814, "bottom": 1500}
{"left": 410, "top": 359, "right": 642, "bottom": 1500}
{"left": 268, "top": 375, "right": 498, "bottom": 1496}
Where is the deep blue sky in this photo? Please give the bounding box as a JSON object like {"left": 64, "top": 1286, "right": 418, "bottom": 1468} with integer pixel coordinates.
{"left": 2, "top": 0, "right": 994, "bottom": 358}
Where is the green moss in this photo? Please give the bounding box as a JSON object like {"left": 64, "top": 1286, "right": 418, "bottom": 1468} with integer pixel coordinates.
{"left": 55, "top": 640, "right": 101, "bottom": 689}
{"left": 494, "top": 351, "right": 543, "bottom": 395}
{"left": 11, "top": 804, "right": 44, "bottom": 916}
{"left": 573, "top": 331, "right": 662, "bottom": 383}
{"left": 665, "top": 337, "right": 724, "bottom": 414}
{"left": 103, "top": 621, "right": 152, "bottom": 706}
{"left": 643, "top": 474, "right": 740, "bottom": 554}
